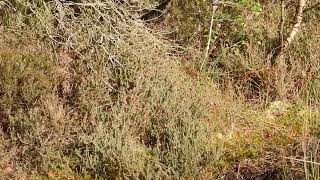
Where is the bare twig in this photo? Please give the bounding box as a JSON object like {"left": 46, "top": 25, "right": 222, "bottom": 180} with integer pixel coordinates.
{"left": 201, "top": 1, "right": 219, "bottom": 71}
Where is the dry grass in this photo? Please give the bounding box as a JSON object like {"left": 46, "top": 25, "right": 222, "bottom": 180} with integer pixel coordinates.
{"left": 0, "top": 0, "right": 319, "bottom": 179}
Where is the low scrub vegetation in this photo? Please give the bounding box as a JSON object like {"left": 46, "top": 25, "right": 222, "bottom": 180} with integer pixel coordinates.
{"left": 0, "top": 0, "right": 319, "bottom": 179}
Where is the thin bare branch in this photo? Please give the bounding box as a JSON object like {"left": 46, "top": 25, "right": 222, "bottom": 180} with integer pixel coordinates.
{"left": 201, "top": 1, "right": 219, "bottom": 71}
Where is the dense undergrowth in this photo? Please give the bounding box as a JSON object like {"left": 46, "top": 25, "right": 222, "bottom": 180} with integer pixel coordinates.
{"left": 0, "top": 0, "right": 319, "bottom": 179}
